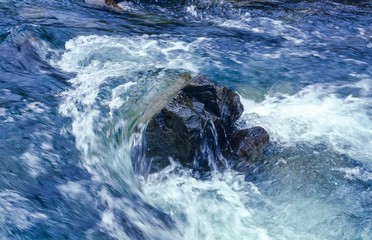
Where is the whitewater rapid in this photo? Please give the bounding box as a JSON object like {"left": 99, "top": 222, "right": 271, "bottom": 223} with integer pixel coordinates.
{"left": 56, "top": 32, "right": 371, "bottom": 239}
{"left": 0, "top": 0, "right": 371, "bottom": 239}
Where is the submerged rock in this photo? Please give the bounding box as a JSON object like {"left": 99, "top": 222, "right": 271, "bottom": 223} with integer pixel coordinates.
{"left": 136, "top": 75, "right": 269, "bottom": 176}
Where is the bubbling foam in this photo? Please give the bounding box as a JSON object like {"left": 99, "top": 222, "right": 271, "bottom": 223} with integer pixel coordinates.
{"left": 239, "top": 78, "right": 372, "bottom": 161}
{"left": 58, "top": 34, "right": 203, "bottom": 239}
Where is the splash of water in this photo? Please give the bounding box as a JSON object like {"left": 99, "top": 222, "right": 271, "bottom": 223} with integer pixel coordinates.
{"left": 239, "top": 78, "right": 372, "bottom": 161}
{"left": 56, "top": 33, "right": 372, "bottom": 240}
{"left": 57, "top": 34, "right": 202, "bottom": 239}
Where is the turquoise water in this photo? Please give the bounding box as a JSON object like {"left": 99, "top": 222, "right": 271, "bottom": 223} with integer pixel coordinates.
{"left": 0, "top": 0, "right": 371, "bottom": 239}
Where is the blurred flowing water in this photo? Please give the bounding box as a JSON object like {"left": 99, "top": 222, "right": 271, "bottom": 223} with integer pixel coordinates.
{"left": 0, "top": 0, "right": 371, "bottom": 239}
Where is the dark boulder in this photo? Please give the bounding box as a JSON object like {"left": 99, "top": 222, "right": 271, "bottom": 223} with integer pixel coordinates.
{"left": 136, "top": 75, "right": 269, "bottom": 176}
{"left": 228, "top": 126, "right": 270, "bottom": 169}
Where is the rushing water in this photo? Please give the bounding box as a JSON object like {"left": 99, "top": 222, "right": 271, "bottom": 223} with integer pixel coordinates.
{"left": 0, "top": 0, "right": 371, "bottom": 239}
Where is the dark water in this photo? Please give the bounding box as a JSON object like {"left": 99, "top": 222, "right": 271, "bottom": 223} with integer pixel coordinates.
{"left": 0, "top": 0, "right": 371, "bottom": 239}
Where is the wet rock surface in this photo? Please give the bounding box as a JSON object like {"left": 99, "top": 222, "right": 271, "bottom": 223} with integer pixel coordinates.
{"left": 228, "top": 126, "right": 270, "bottom": 169}
{"left": 137, "top": 75, "right": 269, "bottom": 176}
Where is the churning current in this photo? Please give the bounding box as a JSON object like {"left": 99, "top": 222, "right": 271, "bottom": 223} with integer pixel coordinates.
{"left": 0, "top": 0, "right": 371, "bottom": 239}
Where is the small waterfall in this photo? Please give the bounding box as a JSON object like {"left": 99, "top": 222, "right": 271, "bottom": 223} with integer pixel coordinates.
{"left": 193, "top": 120, "right": 229, "bottom": 176}
{"left": 57, "top": 34, "right": 200, "bottom": 239}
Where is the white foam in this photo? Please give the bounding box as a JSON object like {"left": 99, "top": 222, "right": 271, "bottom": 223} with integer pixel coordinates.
{"left": 347, "top": 75, "right": 371, "bottom": 93}
{"left": 58, "top": 34, "right": 202, "bottom": 164}
{"left": 59, "top": 35, "right": 200, "bottom": 74}
{"left": 58, "top": 181, "right": 86, "bottom": 199}
{"left": 334, "top": 167, "right": 372, "bottom": 182}
{"left": 99, "top": 209, "right": 131, "bottom": 240}
{"left": 56, "top": 33, "right": 371, "bottom": 240}
{"left": 206, "top": 12, "right": 308, "bottom": 45}
{"left": 19, "top": 132, "right": 60, "bottom": 178}
{"left": 239, "top": 79, "right": 372, "bottom": 161}
{"left": 8, "top": 101, "right": 49, "bottom": 123}
{"left": 58, "top": 34, "right": 201, "bottom": 162}
{"left": 109, "top": 81, "right": 137, "bottom": 113}
{"left": 58, "top": 34, "right": 206, "bottom": 239}
{"left": 21, "top": 150, "right": 45, "bottom": 177}
{"left": 143, "top": 169, "right": 270, "bottom": 240}
{"left": 186, "top": 5, "right": 198, "bottom": 17}
{"left": 59, "top": 181, "right": 172, "bottom": 239}
{"left": 143, "top": 165, "right": 326, "bottom": 239}
{"left": 96, "top": 188, "right": 178, "bottom": 240}
{"left": 0, "top": 92, "right": 13, "bottom": 123}
{"left": 249, "top": 47, "right": 324, "bottom": 60}
{"left": 0, "top": 190, "right": 47, "bottom": 232}
{"left": 26, "top": 102, "right": 46, "bottom": 114}
{"left": 41, "top": 142, "right": 53, "bottom": 151}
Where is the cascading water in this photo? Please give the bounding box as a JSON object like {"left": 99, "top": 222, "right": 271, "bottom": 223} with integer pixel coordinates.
{"left": 0, "top": 0, "right": 371, "bottom": 239}
{"left": 57, "top": 34, "right": 204, "bottom": 239}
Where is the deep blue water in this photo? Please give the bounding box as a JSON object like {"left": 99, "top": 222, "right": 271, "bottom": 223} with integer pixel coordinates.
{"left": 0, "top": 0, "right": 371, "bottom": 239}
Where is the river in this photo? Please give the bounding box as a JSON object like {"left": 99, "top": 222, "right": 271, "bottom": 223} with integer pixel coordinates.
{"left": 0, "top": 0, "right": 371, "bottom": 239}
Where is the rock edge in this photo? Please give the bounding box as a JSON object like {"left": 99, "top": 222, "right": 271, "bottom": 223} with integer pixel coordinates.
{"left": 134, "top": 75, "right": 269, "bottom": 176}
